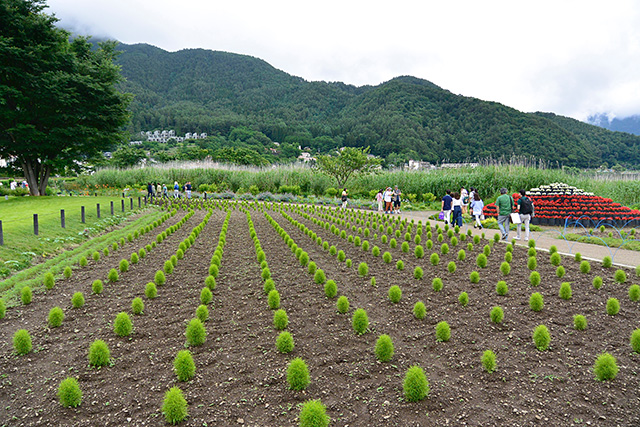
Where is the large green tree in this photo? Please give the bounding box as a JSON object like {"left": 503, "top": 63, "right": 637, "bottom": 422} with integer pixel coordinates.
{"left": 316, "top": 146, "right": 381, "bottom": 189}
{"left": 0, "top": 0, "right": 131, "bottom": 195}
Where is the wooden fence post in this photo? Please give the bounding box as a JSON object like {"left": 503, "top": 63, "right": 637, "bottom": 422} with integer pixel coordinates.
{"left": 0, "top": 220, "right": 4, "bottom": 246}
{"left": 121, "top": 199, "right": 125, "bottom": 212}
{"left": 33, "top": 214, "right": 39, "bottom": 235}
{"left": 97, "top": 203, "right": 101, "bottom": 218}
{"left": 60, "top": 209, "right": 65, "bottom": 228}
{"left": 81, "top": 206, "right": 85, "bottom": 223}
{"left": 110, "top": 201, "right": 114, "bottom": 215}
{"left": 130, "top": 197, "right": 133, "bottom": 210}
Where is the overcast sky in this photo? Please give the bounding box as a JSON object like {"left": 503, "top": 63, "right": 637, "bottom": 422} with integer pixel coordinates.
{"left": 46, "top": 0, "right": 640, "bottom": 121}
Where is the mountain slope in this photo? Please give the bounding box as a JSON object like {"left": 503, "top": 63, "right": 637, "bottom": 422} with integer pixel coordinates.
{"left": 114, "top": 43, "right": 640, "bottom": 167}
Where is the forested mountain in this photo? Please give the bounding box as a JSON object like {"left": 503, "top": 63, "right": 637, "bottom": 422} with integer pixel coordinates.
{"left": 114, "top": 43, "right": 640, "bottom": 168}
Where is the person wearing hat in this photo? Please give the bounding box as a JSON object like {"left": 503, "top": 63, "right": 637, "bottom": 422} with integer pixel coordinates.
{"left": 383, "top": 187, "right": 394, "bottom": 213}
{"left": 495, "top": 188, "right": 515, "bottom": 240}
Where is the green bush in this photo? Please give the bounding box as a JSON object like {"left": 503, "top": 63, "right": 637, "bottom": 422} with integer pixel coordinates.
{"left": 614, "top": 269, "right": 627, "bottom": 284}
{"left": 185, "top": 318, "right": 206, "bottom": 346}
{"left": 21, "top": 286, "right": 32, "bottom": 305}
{"left": 592, "top": 276, "right": 603, "bottom": 289}
{"left": 307, "top": 261, "right": 317, "bottom": 275}
{"left": 458, "top": 292, "right": 469, "bottom": 306}
{"left": 529, "top": 271, "right": 541, "bottom": 286}
{"left": 337, "top": 296, "right": 350, "bottom": 314}
{"left": 173, "top": 350, "right": 196, "bottom": 382}
{"left": 529, "top": 292, "right": 544, "bottom": 311}
{"left": 504, "top": 252, "right": 512, "bottom": 263}
{"left": 528, "top": 247, "right": 536, "bottom": 257}
{"left": 496, "top": 281, "right": 508, "bottom": 296}
{"left": 145, "top": 282, "right": 157, "bottom": 299}
{"left": 276, "top": 331, "right": 294, "bottom": 353}
{"left": 441, "top": 243, "right": 450, "bottom": 254}
{"left": 470, "top": 271, "right": 480, "bottom": 283}
{"left": 314, "top": 269, "right": 326, "bottom": 285}
{"left": 606, "top": 298, "right": 620, "bottom": 315}
{"left": 401, "top": 241, "right": 409, "bottom": 253}
{"left": 403, "top": 366, "right": 429, "bottom": 402}
{"left": 500, "top": 262, "right": 511, "bottom": 276}
{"left": 130, "top": 253, "right": 139, "bottom": 264}
{"left": 483, "top": 245, "right": 491, "bottom": 256}
{"left": 162, "top": 386, "right": 188, "bottom": 425}
{"left": 287, "top": 357, "right": 310, "bottom": 390}
{"left": 593, "top": 353, "right": 618, "bottom": 381}
{"left": 58, "top": 377, "right": 82, "bottom": 407}
{"left": 155, "top": 270, "right": 166, "bottom": 286}
{"left": 48, "top": 306, "right": 64, "bottom": 327}
{"left": 324, "top": 280, "right": 337, "bottom": 298}
{"left": 370, "top": 276, "right": 377, "bottom": 287}
{"left": 413, "top": 301, "right": 426, "bottom": 319}
{"left": 71, "top": 292, "right": 85, "bottom": 308}
{"left": 414, "top": 245, "right": 424, "bottom": 258}
{"left": 490, "top": 306, "right": 504, "bottom": 324}
{"left": 458, "top": 249, "right": 466, "bottom": 261}
{"left": 555, "top": 265, "right": 565, "bottom": 278}
{"left": 574, "top": 252, "right": 582, "bottom": 262}
{"left": 273, "top": 309, "right": 289, "bottom": 330}
{"left": 0, "top": 299, "right": 5, "bottom": 319}
{"left": 435, "top": 321, "right": 450, "bottom": 342}
{"left": 119, "top": 259, "right": 129, "bottom": 273}
{"left": 532, "top": 325, "right": 551, "bottom": 351}
{"left": 91, "top": 279, "right": 103, "bottom": 295}
{"left": 580, "top": 260, "right": 591, "bottom": 274}
{"left": 300, "top": 251, "right": 310, "bottom": 266}
{"left": 107, "top": 268, "right": 119, "bottom": 283}
{"left": 629, "top": 284, "right": 640, "bottom": 302}
{"left": 558, "top": 282, "right": 572, "bottom": 300}
{"left": 263, "top": 278, "right": 275, "bottom": 294}
{"left": 396, "top": 260, "right": 404, "bottom": 271}
{"left": 13, "top": 329, "right": 32, "bottom": 355}
{"left": 430, "top": 277, "right": 442, "bottom": 292}
{"left": 481, "top": 350, "right": 497, "bottom": 373}
{"left": 602, "top": 256, "right": 613, "bottom": 268}
{"left": 527, "top": 256, "right": 537, "bottom": 271}
{"left": 268, "top": 290, "right": 280, "bottom": 310}
{"left": 630, "top": 329, "right": 640, "bottom": 353}
{"left": 371, "top": 246, "right": 380, "bottom": 257}
{"left": 299, "top": 399, "right": 330, "bottom": 427}
{"left": 476, "top": 254, "right": 487, "bottom": 268}
{"left": 88, "top": 339, "right": 110, "bottom": 367}
{"left": 43, "top": 272, "right": 55, "bottom": 289}
{"left": 103, "top": 247, "right": 110, "bottom": 256}
{"left": 447, "top": 261, "right": 457, "bottom": 274}
{"left": 92, "top": 251, "right": 100, "bottom": 261}
{"left": 352, "top": 308, "right": 369, "bottom": 334}
{"left": 358, "top": 262, "right": 369, "bottom": 277}
{"left": 550, "top": 252, "right": 561, "bottom": 266}
{"left": 113, "top": 312, "right": 133, "bottom": 337}
{"left": 195, "top": 304, "right": 209, "bottom": 322}
{"left": 573, "top": 314, "right": 587, "bottom": 331}
{"left": 413, "top": 266, "right": 423, "bottom": 280}
{"left": 200, "top": 287, "right": 213, "bottom": 305}
{"left": 375, "top": 334, "right": 394, "bottom": 362}
{"left": 430, "top": 253, "right": 440, "bottom": 266}
{"left": 388, "top": 285, "right": 402, "bottom": 303}
{"left": 382, "top": 251, "right": 392, "bottom": 263}
{"left": 205, "top": 275, "right": 216, "bottom": 290}
{"left": 131, "top": 297, "right": 144, "bottom": 315}
{"left": 63, "top": 266, "right": 72, "bottom": 279}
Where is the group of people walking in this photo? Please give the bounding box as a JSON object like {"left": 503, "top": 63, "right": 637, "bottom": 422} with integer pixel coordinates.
{"left": 375, "top": 186, "right": 402, "bottom": 214}
{"left": 441, "top": 187, "right": 535, "bottom": 241}
{"left": 146, "top": 181, "right": 193, "bottom": 199}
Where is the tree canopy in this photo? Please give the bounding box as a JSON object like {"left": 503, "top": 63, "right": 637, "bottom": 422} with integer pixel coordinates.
{"left": 316, "top": 147, "right": 381, "bottom": 189}
{"left": 0, "top": 0, "right": 131, "bottom": 194}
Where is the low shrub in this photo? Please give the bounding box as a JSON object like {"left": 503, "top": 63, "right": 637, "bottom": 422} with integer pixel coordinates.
{"left": 91, "top": 279, "right": 103, "bottom": 295}
{"left": 205, "top": 275, "right": 216, "bottom": 290}
{"left": 403, "top": 366, "right": 429, "bottom": 402}
{"left": 107, "top": 268, "right": 119, "bottom": 283}
{"left": 532, "top": 324, "right": 551, "bottom": 351}
{"left": 92, "top": 251, "right": 100, "bottom": 261}
{"left": 603, "top": 256, "right": 613, "bottom": 268}
{"left": 119, "top": 259, "right": 129, "bottom": 273}
{"left": 48, "top": 307, "right": 64, "bottom": 327}
{"left": 496, "top": 281, "right": 508, "bottom": 296}
{"left": 63, "top": 266, "right": 72, "bottom": 279}
{"left": 481, "top": 350, "right": 496, "bottom": 373}
{"left": 299, "top": 400, "right": 329, "bottom": 427}
{"left": 185, "top": 318, "right": 206, "bottom": 346}
{"left": 195, "top": 304, "right": 209, "bottom": 322}
{"left": 580, "top": 260, "right": 591, "bottom": 274}
{"left": 162, "top": 387, "right": 188, "bottom": 425}
{"left": 490, "top": 306, "right": 504, "bottom": 324}
{"left": 308, "top": 261, "right": 317, "bottom": 275}
{"left": 263, "top": 278, "right": 275, "bottom": 294}
{"left": 324, "top": 280, "right": 337, "bottom": 298}
{"left": 458, "top": 292, "right": 469, "bottom": 306}
{"left": 448, "top": 261, "right": 457, "bottom": 274}
{"left": 388, "top": 285, "right": 402, "bottom": 303}
{"left": 13, "top": 329, "right": 32, "bottom": 355}
{"left": 529, "top": 271, "right": 541, "bottom": 286}
{"left": 432, "top": 277, "right": 443, "bottom": 292}
{"left": 556, "top": 265, "right": 565, "bottom": 278}
{"left": 630, "top": 329, "right": 640, "bottom": 353}
{"left": 276, "top": 331, "right": 295, "bottom": 353}
{"left": 352, "top": 308, "right": 369, "bottom": 334}
{"left": 268, "top": 289, "right": 280, "bottom": 310}
{"left": 470, "top": 271, "right": 480, "bottom": 283}
{"left": 500, "top": 262, "right": 511, "bottom": 276}
{"left": 476, "top": 254, "right": 487, "bottom": 268}
{"left": 273, "top": 309, "right": 289, "bottom": 330}
{"left": 606, "top": 298, "right": 620, "bottom": 315}
{"left": 174, "top": 350, "right": 196, "bottom": 381}
{"left": 43, "top": 272, "right": 55, "bottom": 289}
{"left": 573, "top": 314, "right": 587, "bottom": 331}
{"left": 337, "top": 296, "right": 350, "bottom": 313}
{"left": 113, "top": 312, "right": 133, "bottom": 337}
{"left": 21, "top": 286, "right": 32, "bottom": 305}
{"left": 527, "top": 257, "right": 537, "bottom": 271}
{"left": 413, "top": 301, "right": 426, "bottom": 319}
{"left": 131, "top": 297, "right": 144, "bottom": 315}
{"left": 314, "top": 269, "right": 326, "bottom": 285}
{"left": 58, "top": 377, "right": 82, "bottom": 407}
{"left": 550, "top": 252, "right": 561, "bottom": 266}
{"left": 358, "top": 262, "right": 369, "bottom": 277}
{"left": 71, "top": 292, "right": 85, "bottom": 308}
{"left": 529, "top": 292, "right": 544, "bottom": 311}
{"left": 435, "top": 321, "right": 450, "bottom": 342}
{"left": 413, "top": 266, "right": 423, "bottom": 280}
{"left": 458, "top": 249, "right": 466, "bottom": 261}
{"left": 155, "top": 270, "right": 166, "bottom": 286}
{"left": 88, "top": 339, "right": 110, "bottom": 367}
{"left": 594, "top": 353, "right": 618, "bottom": 381}
{"left": 614, "top": 269, "right": 627, "bottom": 284}
{"left": 287, "top": 357, "right": 310, "bottom": 390}
{"left": 200, "top": 287, "right": 213, "bottom": 305}
{"left": 145, "top": 282, "right": 157, "bottom": 299}
{"left": 430, "top": 253, "right": 440, "bottom": 266}
{"left": 130, "top": 253, "right": 139, "bottom": 264}
{"left": 0, "top": 299, "right": 5, "bottom": 319}
{"left": 396, "top": 260, "right": 404, "bottom": 270}
{"left": 629, "top": 284, "right": 640, "bottom": 302}
{"left": 441, "top": 243, "right": 449, "bottom": 255}
{"left": 375, "top": 334, "right": 394, "bottom": 362}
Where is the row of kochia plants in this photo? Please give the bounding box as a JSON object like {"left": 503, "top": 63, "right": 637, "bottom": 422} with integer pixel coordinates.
{"left": 264, "top": 201, "right": 640, "bottom": 384}
{"left": 5, "top": 205, "right": 223, "bottom": 423}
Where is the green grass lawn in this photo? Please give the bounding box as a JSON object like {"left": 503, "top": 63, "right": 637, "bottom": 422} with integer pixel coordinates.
{"left": 0, "top": 195, "right": 146, "bottom": 275}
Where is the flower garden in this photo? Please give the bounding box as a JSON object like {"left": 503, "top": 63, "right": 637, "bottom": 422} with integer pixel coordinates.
{"left": 483, "top": 182, "right": 640, "bottom": 227}
{"left": 1, "top": 198, "right": 640, "bottom": 426}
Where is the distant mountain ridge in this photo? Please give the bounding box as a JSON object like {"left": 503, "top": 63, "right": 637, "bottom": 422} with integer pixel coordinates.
{"left": 588, "top": 114, "right": 640, "bottom": 136}
{"left": 113, "top": 42, "right": 640, "bottom": 167}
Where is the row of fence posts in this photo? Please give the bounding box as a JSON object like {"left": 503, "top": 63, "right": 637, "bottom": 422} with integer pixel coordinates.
{"left": 0, "top": 196, "right": 149, "bottom": 246}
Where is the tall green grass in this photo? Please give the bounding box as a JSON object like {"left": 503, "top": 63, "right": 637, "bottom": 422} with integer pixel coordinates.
{"left": 82, "top": 163, "right": 640, "bottom": 207}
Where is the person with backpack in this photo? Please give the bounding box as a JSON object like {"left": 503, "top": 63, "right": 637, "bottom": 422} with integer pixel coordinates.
{"left": 495, "top": 188, "right": 515, "bottom": 241}
{"left": 516, "top": 189, "right": 535, "bottom": 240}
{"left": 441, "top": 190, "right": 453, "bottom": 225}
{"left": 341, "top": 188, "right": 348, "bottom": 209}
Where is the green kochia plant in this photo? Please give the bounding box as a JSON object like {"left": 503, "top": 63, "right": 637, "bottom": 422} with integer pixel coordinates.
{"left": 413, "top": 301, "right": 426, "bottom": 319}
{"left": 92, "top": 279, "right": 103, "bottom": 295}
{"left": 185, "top": 318, "right": 206, "bottom": 346}
{"left": 481, "top": 350, "right": 497, "bottom": 373}
{"left": 388, "top": 285, "right": 402, "bottom": 303}
{"left": 21, "top": 286, "right": 32, "bottom": 305}
{"left": 13, "top": 329, "right": 32, "bottom": 355}
{"left": 352, "top": 308, "right": 369, "bottom": 334}
{"left": 403, "top": 366, "right": 429, "bottom": 402}
{"left": 532, "top": 324, "right": 551, "bottom": 351}
{"left": 58, "top": 377, "right": 82, "bottom": 408}
{"left": 113, "top": 312, "right": 133, "bottom": 337}
{"left": 594, "top": 353, "right": 618, "bottom": 381}
{"left": 276, "top": 331, "right": 295, "bottom": 353}
{"left": 162, "top": 386, "right": 188, "bottom": 425}
{"left": 435, "top": 321, "right": 450, "bottom": 342}
{"left": 88, "top": 339, "right": 110, "bottom": 367}
{"left": 375, "top": 334, "right": 394, "bottom": 362}
{"left": 273, "top": 309, "right": 289, "bottom": 330}
{"left": 337, "top": 296, "right": 350, "bottom": 313}
{"left": 299, "top": 400, "right": 329, "bottom": 427}
{"left": 48, "top": 307, "right": 64, "bottom": 327}
{"left": 287, "top": 357, "right": 310, "bottom": 390}
{"left": 173, "top": 350, "right": 196, "bottom": 382}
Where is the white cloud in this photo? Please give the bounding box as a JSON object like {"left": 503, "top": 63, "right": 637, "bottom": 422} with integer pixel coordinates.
{"left": 46, "top": 0, "right": 640, "bottom": 120}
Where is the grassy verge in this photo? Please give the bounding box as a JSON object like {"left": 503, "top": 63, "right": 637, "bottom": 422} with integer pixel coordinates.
{"left": 562, "top": 233, "right": 640, "bottom": 252}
